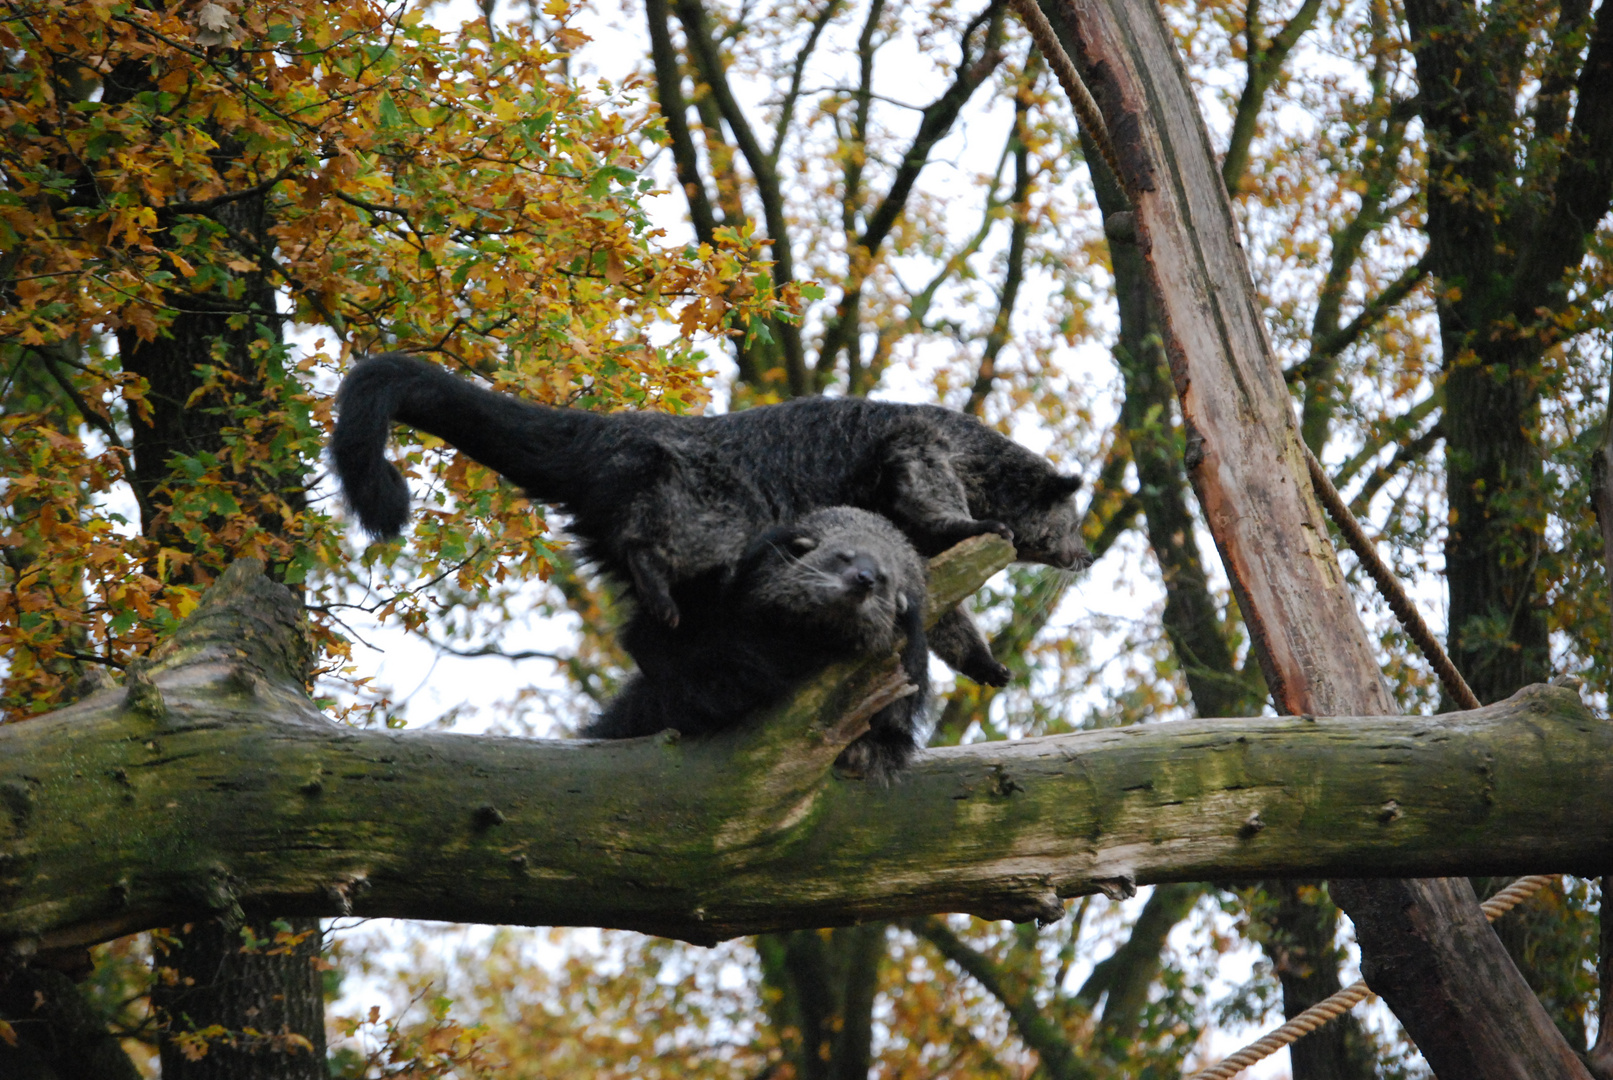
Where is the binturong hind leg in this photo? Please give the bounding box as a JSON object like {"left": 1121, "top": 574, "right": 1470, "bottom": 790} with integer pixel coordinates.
{"left": 930, "top": 605, "right": 1010, "bottom": 686}
{"left": 626, "top": 547, "right": 680, "bottom": 628}
{"left": 885, "top": 443, "right": 1014, "bottom": 549}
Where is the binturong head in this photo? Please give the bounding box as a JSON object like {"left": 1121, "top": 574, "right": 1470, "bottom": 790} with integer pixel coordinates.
{"left": 998, "top": 472, "right": 1092, "bottom": 572}
{"left": 738, "top": 507, "right": 926, "bottom": 659}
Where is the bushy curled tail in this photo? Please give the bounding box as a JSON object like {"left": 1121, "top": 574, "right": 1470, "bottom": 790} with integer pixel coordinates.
{"left": 331, "top": 352, "right": 607, "bottom": 539}
{"left": 331, "top": 354, "right": 420, "bottom": 539}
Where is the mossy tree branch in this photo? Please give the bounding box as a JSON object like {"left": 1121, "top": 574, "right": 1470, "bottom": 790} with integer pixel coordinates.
{"left": 3, "top": 557, "right": 1611, "bottom": 958}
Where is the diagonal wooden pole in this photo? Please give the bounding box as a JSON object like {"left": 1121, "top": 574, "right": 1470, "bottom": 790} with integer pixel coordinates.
{"left": 1031, "top": 0, "right": 1591, "bottom": 1073}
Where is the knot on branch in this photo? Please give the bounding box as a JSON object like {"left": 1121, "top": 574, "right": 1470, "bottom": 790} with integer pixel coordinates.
{"left": 122, "top": 661, "right": 166, "bottom": 722}
{"left": 148, "top": 559, "right": 313, "bottom": 690}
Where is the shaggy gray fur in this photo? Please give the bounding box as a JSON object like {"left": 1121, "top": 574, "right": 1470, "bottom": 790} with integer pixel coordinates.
{"left": 583, "top": 507, "right": 931, "bottom": 778}
{"left": 331, "top": 353, "right": 1090, "bottom": 685}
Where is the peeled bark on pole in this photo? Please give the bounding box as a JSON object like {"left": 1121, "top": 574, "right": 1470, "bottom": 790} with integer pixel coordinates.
{"left": 2, "top": 559, "right": 1612, "bottom": 961}
{"left": 1036, "top": 0, "right": 1589, "bottom": 1072}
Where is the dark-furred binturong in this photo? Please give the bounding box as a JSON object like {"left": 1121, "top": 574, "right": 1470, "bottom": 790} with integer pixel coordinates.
{"left": 583, "top": 507, "right": 930, "bottom": 779}
{"left": 330, "top": 353, "right": 1091, "bottom": 684}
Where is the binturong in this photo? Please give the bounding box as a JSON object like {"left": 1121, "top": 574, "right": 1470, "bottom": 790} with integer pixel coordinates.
{"left": 582, "top": 507, "right": 931, "bottom": 780}
{"left": 330, "top": 353, "right": 1091, "bottom": 685}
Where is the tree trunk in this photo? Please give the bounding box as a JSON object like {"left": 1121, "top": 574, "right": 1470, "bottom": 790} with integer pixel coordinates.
{"left": 109, "top": 128, "right": 320, "bottom": 1074}
{"left": 1257, "top": 882, "right": 1379, "bottom": 1080}
{"left": 758, "top": 926, "right": 883, "bottom": 1080}
{"left": 0, "top": 965, "right": 142, "bottom": 1080}
{"left": 152, "top": 915, "right": 327, "bottom": 1080}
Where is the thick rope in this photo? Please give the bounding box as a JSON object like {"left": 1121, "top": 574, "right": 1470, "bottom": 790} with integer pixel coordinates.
{"left": 1186, "top": 876, "right": 1556, "bottom": 1080}
{"left": 1005, "top": 0, "right": 1127, "bottom": 189}
{"left": 1301, "top": 445, "right": 1482, "bottom": 711}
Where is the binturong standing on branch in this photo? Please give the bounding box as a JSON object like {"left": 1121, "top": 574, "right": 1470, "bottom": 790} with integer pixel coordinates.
{"left": 330, "top": 352, "right": 1092, "bottom": 687}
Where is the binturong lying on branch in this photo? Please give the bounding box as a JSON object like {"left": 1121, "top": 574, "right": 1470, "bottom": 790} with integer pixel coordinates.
{"left": 329, "top": 353, "right": 1092, "bottom": 688}
{"left": 584, "top": 506, "right": 932, "bottom": 780}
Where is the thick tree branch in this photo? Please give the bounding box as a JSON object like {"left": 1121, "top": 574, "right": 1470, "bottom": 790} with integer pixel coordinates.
{"left": 817, "top": 1, "right": 1007, "bottom": 381}
{"left": 1074, "top": 882, "right": 1203, "bottom": 1040}
{"left": 646, "top": 0, "right": 719, "bottom": 244}
{"left": 1220, "top": 0, "right": 1324, "bottom": 190}
{"left": 3, "top": 562, "right": 1610, "bottom": 958}
{"left": 854, "top": 2, "right": 1007, "bottom": 259}
{"left": 1512, "top": 0, "right": 1613, "bottom": 318}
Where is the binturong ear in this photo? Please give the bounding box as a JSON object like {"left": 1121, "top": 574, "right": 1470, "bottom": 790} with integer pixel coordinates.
{"left": 1050, "top": 473, "right": 1083, "bottom": 496}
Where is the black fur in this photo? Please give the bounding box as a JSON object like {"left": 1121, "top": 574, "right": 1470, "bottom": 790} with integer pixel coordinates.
{"left": 331, "top": 353, "right": 1089, "bottom": 681}
{"left": 582, "top": 508, "right": 930, "bottom": 779}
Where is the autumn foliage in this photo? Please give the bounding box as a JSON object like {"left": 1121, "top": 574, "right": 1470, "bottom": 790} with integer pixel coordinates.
{"left": 0, "top": 0, "right": 799, "bottom": 716}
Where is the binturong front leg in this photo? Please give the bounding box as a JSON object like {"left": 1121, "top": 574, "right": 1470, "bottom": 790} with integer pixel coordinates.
{"left": 930, "top": 605, "right": 1011, "bottom": 686}
{"left": 885, "top": 443, "right": 1014, "bottom": 550}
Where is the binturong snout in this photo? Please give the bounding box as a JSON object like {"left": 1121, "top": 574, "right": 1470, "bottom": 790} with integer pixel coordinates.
{"left": 840, "top": 552, "right": 884, "bottom": 596}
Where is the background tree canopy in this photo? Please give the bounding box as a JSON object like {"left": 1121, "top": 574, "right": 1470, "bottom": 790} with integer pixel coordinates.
{"left": 1, "top": 0, "right": 1611, "bottom": 1074}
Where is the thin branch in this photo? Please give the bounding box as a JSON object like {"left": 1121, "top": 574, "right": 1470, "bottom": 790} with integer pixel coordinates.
{"left": 673, "top": 0, "right": 809, "bottom": 395}
{"left": 1286, "top": 254, "right": 1431, "bottom": 383}
{"left": 427, "top": 642, "right": 572, "bottom": 664}
{"left": 910, "top": 918, "right": 1095, "bottom": 1080}
{"left": 31, "top": 345, "right": 125, "bottom": 452}
{"left": 155, "top": 163, "right": 301, "bottom": 218}
{"left": 1329, "top": 392, "right": 1438, "bottom": 488}
{"left": 1346, "top": 422, "right": 1442, "bottom": 518}
{"left": 965, "top": 52, "right": 1037, "bottom": 416}
{"left": 767, "top": 0, "right": 843, "bottom": 168}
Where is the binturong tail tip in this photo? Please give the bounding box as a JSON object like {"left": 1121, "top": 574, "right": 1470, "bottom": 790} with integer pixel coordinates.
{"left": 342, "top": 459, "right": 412, "bottom": 541}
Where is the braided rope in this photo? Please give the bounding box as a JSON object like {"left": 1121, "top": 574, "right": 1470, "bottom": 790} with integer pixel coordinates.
{"left": 1185, "top": 876, "right": 1556, "bottom": 1080}
{"left": 1302, "top": 446, "right": 1481, "bottom": 711}
{"left": 1005, "top": 0, "right": 1127, "bottom": 189}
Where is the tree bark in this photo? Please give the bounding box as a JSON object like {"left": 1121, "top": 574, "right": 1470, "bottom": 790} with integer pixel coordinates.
{"left": 758, "top": 925, "right": 884, "bottom": 1080}
{"left": 151, "top": 915, "right": 327, "bottom": 1080}
{"left": 0, "top": 966, "right": 142, "bottom": 1080}
{"left": 2, "top": 558, "right": 1609, "bottom": 956}
{"left": 1039, "top": 0, "right": 1591, "bottom": 1071}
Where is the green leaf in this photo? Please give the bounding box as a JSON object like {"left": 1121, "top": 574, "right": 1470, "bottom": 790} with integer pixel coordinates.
{"left": 378, "top": 92, "right": 404, "bottom": 128}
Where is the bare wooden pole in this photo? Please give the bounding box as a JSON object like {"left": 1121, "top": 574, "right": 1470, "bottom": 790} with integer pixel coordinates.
{"left": 1037, "top": 0, "right": 1591, "bottom": 1072}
